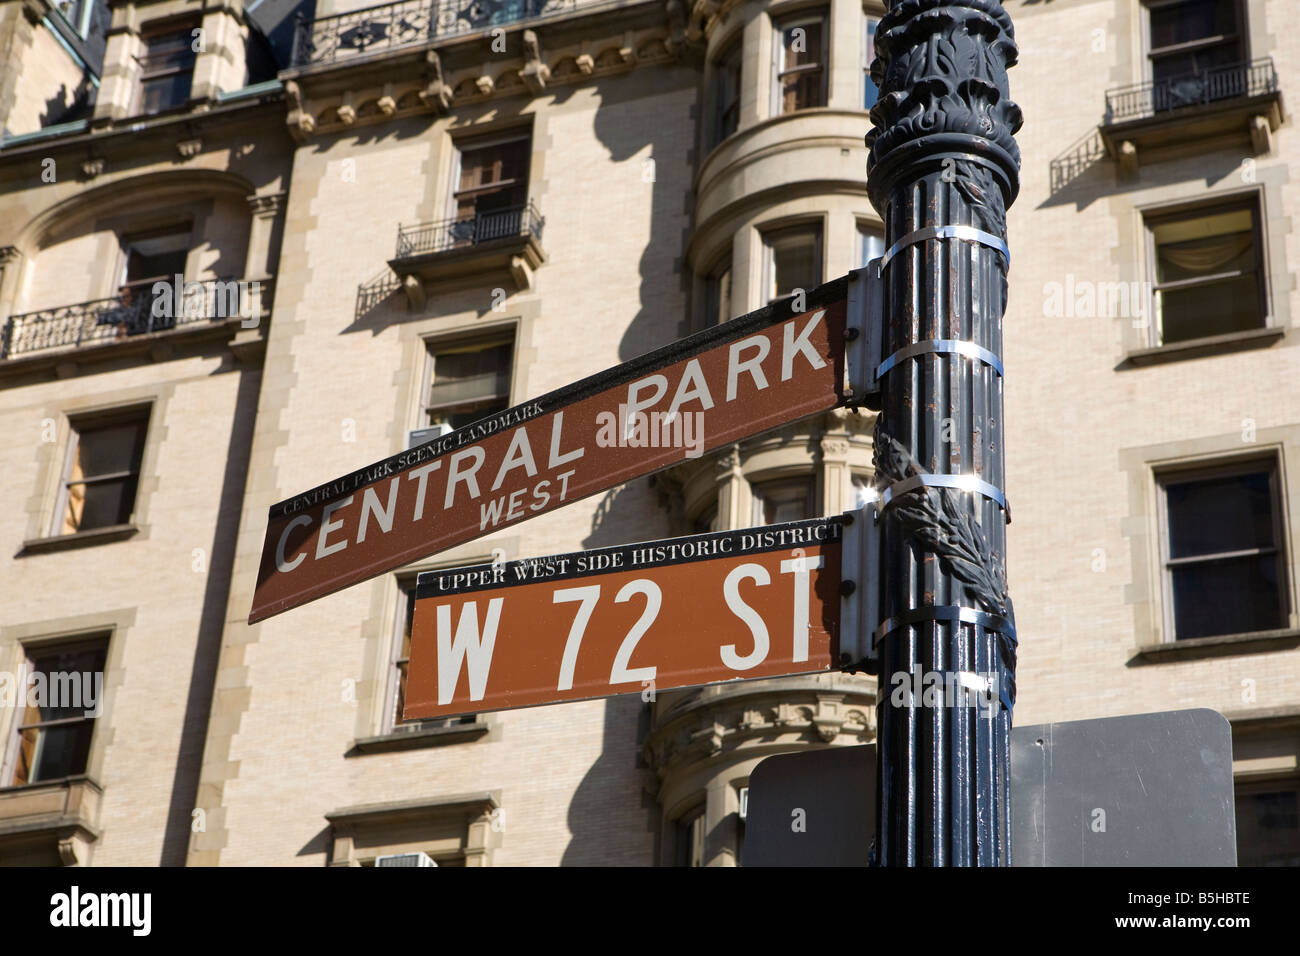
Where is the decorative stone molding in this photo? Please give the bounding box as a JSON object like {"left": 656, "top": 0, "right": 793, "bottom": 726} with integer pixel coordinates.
{"left": 325, "top": 793, "right": 501, "bottom": 866}
{"left": 643, "top": 676, "right": 876, "bottom": 784}
{"left": 284, "top": 80, "right": 316, "bottom": 142}
{"left": 80, "top": 157, "right": 105, "bottom": 179}
{"left": 520, "top": 29, "right": 550, "bottom": 94}
{"left": 402, "top": 274, "right": 425, "bottom": 311}
{"left": 176, "top": 137, "right": 202, "bottom": 159}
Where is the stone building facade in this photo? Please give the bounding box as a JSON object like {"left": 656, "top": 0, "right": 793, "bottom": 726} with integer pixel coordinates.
{"left": 0, "top": 0, "right": 1296, "bottom": 866}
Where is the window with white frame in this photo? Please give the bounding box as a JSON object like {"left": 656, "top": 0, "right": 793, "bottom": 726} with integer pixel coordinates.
{"left": 763, "top": 224, "right": 823, "bottom": 302}
{"left": 422, "top": 337, "right": 514, "bottom": 434}
{"left": 751, "top": 477, "right": 816, "bottom": 525}
{"left": 1157, "top": 455, "right": 1289, "bottom": 641}
{"left": 773, "top": 10, "right": 828, "bottom": 114}
{"left": 857, "top": 221, "right": 885, "bottom": 269}
{"left": 1146, "top": 196, "right": 1265, "bottom": 346}
{"left": 6, "top": 639, "right": 107, "bottom": 786}
{"left": 55, "top": 408, "right": 149, "bottom": 536}
{"left": 863, "top": 14, "right": 880, "bottom": 109}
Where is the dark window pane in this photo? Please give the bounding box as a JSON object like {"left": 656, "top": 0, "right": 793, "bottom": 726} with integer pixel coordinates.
{"left": 1236, "top": 786, "right": 1300, "bottom": 866}
{"left": 76, "top": 422, "right": 146, "bottom": 477}
{"left": 754, "top": 480, "right": 815, "bottom": 525}
{"left": 713, "top": 49, "right": 741, "bottom": 144}
{"left": 1166, "top": 471, "right": 1274, "bottom": 558}
{"left": 768, "top": 228, "right": 821, "bottom": 298}
{"left": 125, "top": 246, "right": 188, "bottom": 285}
{"left": 1150, "top": 0, "right": 1238, "bottom": 50}
{"left": 27, "top": 646, "right": 106, "bottom": 721}
{"left": 140, "top": 72, "right": 192, "bottom": 113}
{"left": 1171, "top": 553, "right": 1283, "bottom": 639}
{"left": 70, "top": 477, "right": 138, "bottom": 530}
{"left": 781, "top": 70, "right": 825, "bottom": 112}
{"left": 1158, "top": 275, "right": 1261, "bottom": 342}
{"left": 27, "top": 720, "right": 96, "bottom": 783}
{"left": 782, "top": 20, "right": 823, "bottom": 69}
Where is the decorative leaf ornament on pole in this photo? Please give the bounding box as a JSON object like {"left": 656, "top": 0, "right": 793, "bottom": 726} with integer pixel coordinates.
{"left": 864, "top": 0, "right": 1023, "bottom": 865}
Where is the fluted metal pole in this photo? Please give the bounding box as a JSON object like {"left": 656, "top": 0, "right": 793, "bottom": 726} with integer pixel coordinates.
{"left": 865, "top": 0, "right": 1022, "bottom": 865}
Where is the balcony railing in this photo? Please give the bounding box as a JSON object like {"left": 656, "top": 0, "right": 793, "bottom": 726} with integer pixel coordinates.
{"left": 1, "top": 278, "right": 267, "bottom": 360}
{"left": 395, "top": 202, "right": 544, "bottom": 259}
{"left": 1105, "top": 58, "right": 1278, "bottom": 123}
{"left": 291, "top": 0, "right": 577, "bottom": 67}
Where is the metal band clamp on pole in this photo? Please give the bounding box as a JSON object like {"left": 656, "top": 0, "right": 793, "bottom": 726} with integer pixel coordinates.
{"left": 877, "top": 473, "right": 1010, "bottom": 519}
{"left": 873, "top": 604, "right": 1018, "bottom": 649}
{"left": 878, "top": 224, "right": 1011, "bottom": 273}
{"left": 875, "top": 338, "right": 1005, "bottom": 380}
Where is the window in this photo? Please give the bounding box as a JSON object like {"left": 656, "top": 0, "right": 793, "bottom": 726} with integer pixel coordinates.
{"left": 423, "top": 338, "right": 513, "bottom": 433}
{"left": 137, "top": 26, "right": 197, "bottom": 115}
{"left": 857, "top": 221, "right": 884, "bottom": 269}
{"left": 452, "top": 134, "right": 531, "bottom": 237}
{"left": 764, "top": 224, "right": 823, "bottom": 302}
{"left": 1235, "top": 779, "right": 1300, "bottom": 865}
{"left": 713, "top": 44, "right": 742, "bottom": 146}
{"left": 1147, "top": 198, "right": 1264, "bottom": 345}
{"left": 863, "top": 15, "right": 879, "bottom": 109}
{"left": 1147, "top": 0, "right": 1245, "bottom": 100}
{"left": 675, "top": 808, "right": 706, "bottom": 866}
{"left": 752, "top": 478, "right": 816, "bottom": 525}
{"left": 56, "top": 410, "right": 149, "bottom": 536}
{"left": 774, "top": 12, "right": 827, "bottom": 114}
{"left": 7, "top": 640, "right": 107, "bottom": 786}
{"left": 702, "top": 254, "right": 732, "bottom": 328}
{"left": 389, "top": 579, "right": 477, "bottom": 733}
{"left": 1157, "top": 457, "right": 1288, "bottom": 641}
{"left": 113, "top": 226, "right": 190, "bottom": 328}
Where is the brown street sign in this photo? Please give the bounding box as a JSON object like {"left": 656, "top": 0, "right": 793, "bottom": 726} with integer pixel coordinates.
{"left": 403, "top": 517, "right": 845, "bottom": 720}
{"left": 248, "top": 278, "right": 852, "bottom": 623}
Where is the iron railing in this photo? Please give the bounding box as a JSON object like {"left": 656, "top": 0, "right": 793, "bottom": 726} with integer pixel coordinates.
{"left": 292, "top": 0, "right": 577, "bottom": 67}
{"left": 394, "top": 202, "right": 544, "bottom": 258}
{"left": 1105, "top": 57, "right": 1277, "bottom": 123}
{"left": 1, "top": 278, "right": 268, "bottom": 359}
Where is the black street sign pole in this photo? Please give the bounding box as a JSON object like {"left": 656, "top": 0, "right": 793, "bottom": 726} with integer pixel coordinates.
{"left": 864, "top": 0, "right": 1023, "bottom": 865}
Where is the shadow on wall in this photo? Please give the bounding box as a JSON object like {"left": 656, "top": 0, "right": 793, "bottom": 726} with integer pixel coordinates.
{"left": 555, "top": 64, "right": 700, "bottom": 864}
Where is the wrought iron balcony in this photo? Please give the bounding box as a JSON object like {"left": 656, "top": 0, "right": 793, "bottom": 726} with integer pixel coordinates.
{"left": 1105, "top": 58, "right": 1278, "bottom": 123}
{"left": 1, "top": 278, "right": 268, "bottom": 360}
{"left": 388, "top": 203, "right": 545, "bottom": 305}
{"left": 291, "top": 0, "right": 577, "bottom": 67}
{"left": 395, "top": 202, "right": 544, "bottom": 259}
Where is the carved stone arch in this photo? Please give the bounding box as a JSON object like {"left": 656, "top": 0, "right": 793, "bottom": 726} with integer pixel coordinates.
{"left": 550, "top": 56, "right": 582, "bottom": 82}
{"left": 494, "top": 68, "right": 524, "bottom": 93}
{"left": 636, "top": 36, "right": 671, "bottom": 61}
{"left": 17, "top": 169, "right": 258, "bottom": 253}
{"left": 396, "top": 88, "right": 424, "bottom": 110}
{"left": 594, "top": 46, "right": 626, "bottom": 71}
{"left": 452, "top": 77, "right": 483, "bottom": 100}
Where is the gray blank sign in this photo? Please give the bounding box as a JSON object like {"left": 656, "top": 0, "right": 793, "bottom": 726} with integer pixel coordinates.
{"left": 743, "top": 708, "right": 1236, "bottom": 866}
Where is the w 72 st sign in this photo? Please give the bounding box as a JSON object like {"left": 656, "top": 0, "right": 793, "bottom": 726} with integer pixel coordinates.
{"left": 404, "top": 518, "right": 847, "bottom": 719}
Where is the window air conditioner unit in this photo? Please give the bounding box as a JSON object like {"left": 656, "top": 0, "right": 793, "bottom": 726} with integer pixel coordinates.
{"left": 375, "top": 851, "right": 438, "bottom": 867}
{"left": 408, "top": 423, "right": 452, "bottom": 448}
{"left": 738, "top": 786, "right": 748, "bottom": 821}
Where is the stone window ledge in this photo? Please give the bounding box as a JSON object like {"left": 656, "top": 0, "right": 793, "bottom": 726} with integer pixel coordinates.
{"left": 20, "top": 524, "right": 139, "bottom": 555}
{"left": 1117, "top": 326, "right": 1284, "bottom": 369}
{"left": 346, "top": 719, "right": 489, "bottom": 756}
{"left": 1134, "top": 628, "right": 1300, "bottom": 663}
